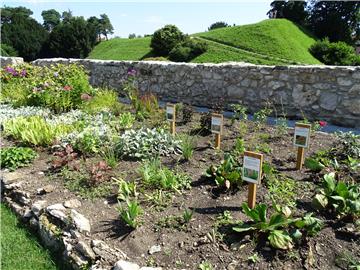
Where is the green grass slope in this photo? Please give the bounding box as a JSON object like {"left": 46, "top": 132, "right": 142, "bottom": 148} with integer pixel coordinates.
{"left": 88, "top": 37, "right": 153, "bottom": 61}
{"left": 88, "top": 19, "right": 321, "bottom": 65}
{"left": 1, "top": 204, "right": 59, "bottom": 270}
{"left": 196, "top": 19, "right": 321, "bottom": 64}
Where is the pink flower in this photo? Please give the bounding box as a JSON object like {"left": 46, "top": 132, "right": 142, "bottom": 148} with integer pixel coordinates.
{"left": 63, "top": 85, "right": 72, "bottom": 91}
{"left": 319, "top": 121, "right": 327, "bottom": 127}
{"left": 80, "top": 93, "right": 92, "bottom": 101}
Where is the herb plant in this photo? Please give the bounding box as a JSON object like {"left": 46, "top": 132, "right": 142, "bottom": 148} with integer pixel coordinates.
{"left": 118, "top": 199, "right": 143, "bottom": 229}
{"left": 1, "top": 147, "right": 37, "bottom": 171}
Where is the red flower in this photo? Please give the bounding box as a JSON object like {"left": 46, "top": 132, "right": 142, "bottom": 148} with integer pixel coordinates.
{"left": 319, "top": 121, "right": 327, "bottom": 127}
{"left": 63, "top": 85, "right": 72, "bottom": 91}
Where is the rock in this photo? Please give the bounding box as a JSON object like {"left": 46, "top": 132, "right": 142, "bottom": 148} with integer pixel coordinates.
{"left": 37, "top": 184, "right": 55, "bottom": 195}
{"left": 91, "top": 240, "right": 126, "bottom": 264}
{"left": 63, "top": 199, "right": 82, "bottom": 208}
{"left": 69, "top": 252, "right": 89, "bottom": 269}
{"left": 148, "top": 245, "right": 161, "bottom": 255}
{"left": 48, "top": 209, "right": 69, "bottom": 224}
{"left": 337, "top": 77, "right": 352, "bottom": 86}
{"left": 319, "top": 92, "right": 339, "bottom": 111}
{"left": 71, "top": 209, "right": 91, "bottom": 234}
{"left": 75, "top": 241, "right": 96, "bottom": 261}
{"left": 29, "top": 217, "right": 39, "bottom": 230}
{"left": 114, "top": 260, "right": 140, "bottom": 270}
{"left": 32, "top": 200, "right": 47, "bottom": 216}
{"left": 140, "top": 268, "right": 162, "bottom": 270}
{"left": 47, "top": 203, "right": 66, "bottom": 212}
{"left": 23, "top": 208, "right": 33, "bottom": 218}
{"left": 19, "top": 196, "right": 31, "bottom": 206}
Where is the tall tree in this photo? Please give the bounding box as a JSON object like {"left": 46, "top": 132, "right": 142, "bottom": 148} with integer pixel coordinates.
{"left": 1, "top": 6, "right": 48, "bottom": 61}
{"left": 308, "top": 1, "right": 360, "bottom": 44}
{"left": 267, "top": 1, "right": 308, "bottom": 25}
{"left": 61, "top": 10, "right": 73, "bottom": 23}
{"left": 87, "top": 16, "right": 102, "bottom": 41}
{"left": 48, "top": 16, "right": 96, "bottom": 58}
{"left": 99, "top": 14, "right": 114, "bottom": 40}
{"left": 41, "top": 9, "right": 61, "bottom": 31}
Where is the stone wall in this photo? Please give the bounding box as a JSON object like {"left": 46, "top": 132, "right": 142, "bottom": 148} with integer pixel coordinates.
{"left": 13, "top": 57, "right": 360, "bottom": 127}
{"left": 1, "top": 56, "right": 24, "bottom": 68}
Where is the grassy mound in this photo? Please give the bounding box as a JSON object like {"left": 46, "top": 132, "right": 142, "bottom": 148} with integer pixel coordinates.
{"left": 88, "top": 19, "right": 321, "bottom": 65}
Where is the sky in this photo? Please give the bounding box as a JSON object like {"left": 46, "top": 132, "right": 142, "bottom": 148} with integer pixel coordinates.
{"left": 3, "top": 1, "right": 271, "bottom": 37}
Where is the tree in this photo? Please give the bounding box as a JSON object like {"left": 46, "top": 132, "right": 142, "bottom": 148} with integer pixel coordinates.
{"left": 1, "top": 6, "right": 48, "bottom": 61}
{"left": 267, "top": 1, "right": 308, "bottom": 25}
{"left": 99, "top": 14, "right": 113, "bottom": 40}
{"left": 307, "top": 1, "right": 360, "bottom": 44}
{"left": 128, "top": 33, "right": 136, "bottom": 39}
{"left": 41, "top": 9, "right": 61, "bottom": 31}
{"left": 87, "top": 16, "right": 102, "bottom": 41}
{"left": 48, "top": 16, "right": 97, "bottom": 58}
{"left": 208, "top": 21, "right": 229, "bottom": 31}
{"left": 62, "top": 10, "right": 73, "bottom": 23}
{"left": 150, "top": 25, "right": 186, "bottom": 56}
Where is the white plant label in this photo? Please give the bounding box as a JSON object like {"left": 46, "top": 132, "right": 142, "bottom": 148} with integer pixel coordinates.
{"left": 211, "top": 116, "right": 222, "bottom": 134}
{"left": 166, "top": 106, "right": 174, "bottom": 122}
{"left": 242, "top": 155, "right": 261, "bottom": 184}
{"left": 294, "top": 126, "right": 310, "bottom": 148}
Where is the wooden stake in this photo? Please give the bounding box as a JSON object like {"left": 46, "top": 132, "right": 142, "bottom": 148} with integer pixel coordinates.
{"left": 296, "top": 147, "right": 305, "bottom": 170}
{"left": 170, "top": 121, "right": 176, "bottom": 135}
{"left": 215, "top": 133, "right": 221, "bottom": 149}
{"left": 248, "top": 183, "right": 257, "bottom": 209}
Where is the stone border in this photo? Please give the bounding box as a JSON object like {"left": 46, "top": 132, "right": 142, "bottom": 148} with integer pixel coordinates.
{"left": 1, "top": 172, "right": 161, "bottom": 270}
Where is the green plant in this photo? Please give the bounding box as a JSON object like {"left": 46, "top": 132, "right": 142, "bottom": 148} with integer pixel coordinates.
{"left": 80, "top": 89, "right": 121, "bottom": 114}
{"left": 100, "top": 147, "right": 118, "bottom": 168}
{"left": 232, "top": 137, "right": 245, "bottom": 156}
{"left": 205, "top": 153, "right": 242, "bottom": 189}
{"left": 336, "top": 131, "right": 360, "bottom": 158}
{"left": 117, "top": 199, "right": 143, "bottom": 229}
{"left": 144, "top": 190, "right": 172, "bottom": 211}
{"left": 230, "top": 104, "right": 247, "bottom": 125}
{"left": 247, "top": 253, "right": 260, "bottom": 263}
{"left": 253, "top": 107, "right": 272, "bottom": 126}
{"left": 3, "top": 116, "right": 73, "bottom": 146}
{"left": 335, "top": 251, "right": 360, "bottom": 270}
{"left": 198, "top": 261, "right": 213, "bottom": 270}
{"left": 304, "top": 157, "right": 326, "bottom": 172}
{"left": 233, "top": 203, "right": 323, "bottom": 250}
{"left": 116, "top": 128, "right": 181, "bottom": 159}
{"left": 139, "top": 159, "right": 191, "bottom": 192}
{"left": 312, "top": 172, "right": 360, "bottom": 218}
{"left": 118, "top": 112, "right": 135, "bottom": 129}
{"left": 275, "top": 117, "right": 288, "bottom": 136}
{"left": 178, "top": 134, "right": 197, "bottom": 161}
{"left": 181, "top": 104, "right": 194, "bottom": 123}
{"left": 1, "top": 147, "right": 37, "bottom": 171}
{"left": 182, "top": 209, "right": 193, "bottom": 223}
{"left": 199, "top": 112, "right": 212, "bottom": 133}
{"left": 169, "top": 39, "right": 208, "bottom": 62}
{"left": 116, "top": 177, "right": 138, "bottom": 201}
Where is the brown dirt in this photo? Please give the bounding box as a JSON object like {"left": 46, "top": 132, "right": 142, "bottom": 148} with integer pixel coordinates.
{"left": 2, "top": 115, "right": 359, "bottom": 270}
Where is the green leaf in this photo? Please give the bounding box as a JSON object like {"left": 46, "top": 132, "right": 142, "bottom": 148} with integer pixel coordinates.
{"left": 335, "top": 182, "right": 349, "bottom": 198}
{"left": 242, "top": 202, "right": 260, "bottom": 222}
{"left": 312, "top": 194, "right": 328, "bottom": 210}
{"left": 304, "top": 158, "right": 325, "bottom": 172}
{"left": 323, "top": 172, "right": 336, "bottom": 193}
{"left": 233, "top": 224, "right": 256, "bottom": 233}
{"left": 268, "top": 230, "right": 293, "bottom": 250}
{"left": 291, "top": 229, "right": 302, "bottom": 240}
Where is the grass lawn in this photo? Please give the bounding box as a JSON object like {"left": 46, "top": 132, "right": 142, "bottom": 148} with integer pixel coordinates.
{"left": 1, "top": 204, "right": 60, "bottom": 270}
{"left": 88, "top": 37, "right": 154, "bottom": 61}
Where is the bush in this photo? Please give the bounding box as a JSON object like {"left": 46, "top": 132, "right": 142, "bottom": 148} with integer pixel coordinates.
{"left": 169, "top": 39, "right": 208, "bottom": 62}
{"left": 1, "top": 147, "right": 37, "bottom": 171}
{"left": 309, "top": 38, "right": 359, "bottom": 66}
{"left": 0, "top": 44, "right": 18, "bottom": 57}
{"left": 1, "top": 63, "right": 94, "bottom": 112}
{"left": 80, "top": 89, "right": 123, "bottom": 114}
{"left": 150, "top": 25, "right": 185, "bottom": 56}
{"left": 208, "top": 21, "right": 229, "bottom": 31}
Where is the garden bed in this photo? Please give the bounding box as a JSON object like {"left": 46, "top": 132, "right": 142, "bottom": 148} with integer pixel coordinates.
{"left": 1, "top": 63, "right": 359, "bottom": 270}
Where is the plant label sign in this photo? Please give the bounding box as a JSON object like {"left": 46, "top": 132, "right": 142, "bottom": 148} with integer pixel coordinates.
{"left": 242, "top": 151, "right": 263, "bottom": 184}
{"left": 166, "top": 104, "right": 175, "bottom": 122}
{"left": 293, "top": 123, "right": 311, "bottom": 148}
{"left": 211, "top": 113, "right": 223, "bottom": 134}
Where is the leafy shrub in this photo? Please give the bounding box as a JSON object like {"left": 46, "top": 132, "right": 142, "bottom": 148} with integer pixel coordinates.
{"left": 1, "top": 43, "right": 18, "bottom": 56}
{"left": 3, "top": 116, "right": 73, "bottom": 146}
{"left": 206, "top": 154, "right": 242, "bottom": 189}
{"left": 336, "top": 131, "right": 360, "bottom": 159}
{"left": 1, "top": 63, "right": 93, "bottom": 112}
{"left": 253, "top": 107, "right": 273, "bottom": 126}
{"left": 208, "top": 21, "right": 229, "bottom": 31}
{"left": 230, "top": 104, "right": 248, "bottom": 125}
{"left": 200, "top": 112, "right": 212, "bottom": 133}
{"left": 115, "top": 128, "right": 181, "bottom": 159}
{"left": 1, "top": 147, "right": 37, "bottom": 171}
{"left": 233, "top": 203, "right": 323, "bottom": 250}
{"left": 118, "top": 112, "right": 135, "bottom": 130}
{"left": 309, "top": 38, "right": 359, "bottom": 66}
{"left": 312, "top": 172, "right": 360, "bottom": 218}
{"left": 80, "top": 89, "right": 123, "bottom": 114}
{"left": 150, "top": 25, "right": 186, "bottom": 56}
{"left": 169, "top": 39, "right": 208, "bottom": 62}
{"left": 139, "top": 159, "right": 191, "bottom": 192}
{"left": 181, "top": 104, "right": 194, "bottom": 124}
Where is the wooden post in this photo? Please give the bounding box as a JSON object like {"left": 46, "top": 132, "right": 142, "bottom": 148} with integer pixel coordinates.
{"left": 296, "top": 147, "right": 304, "bottom": 170}
{"left": 170, "top": 120, "right": 176, "bottom": 136}
{"left": 243, "top": 151, "right": 263, "bottom": 209}
{"left": 215, "top": 133, "right": 221, "bottom": 149}
{"left": 248, "top": 183, "right": 257, "bottom": 209}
